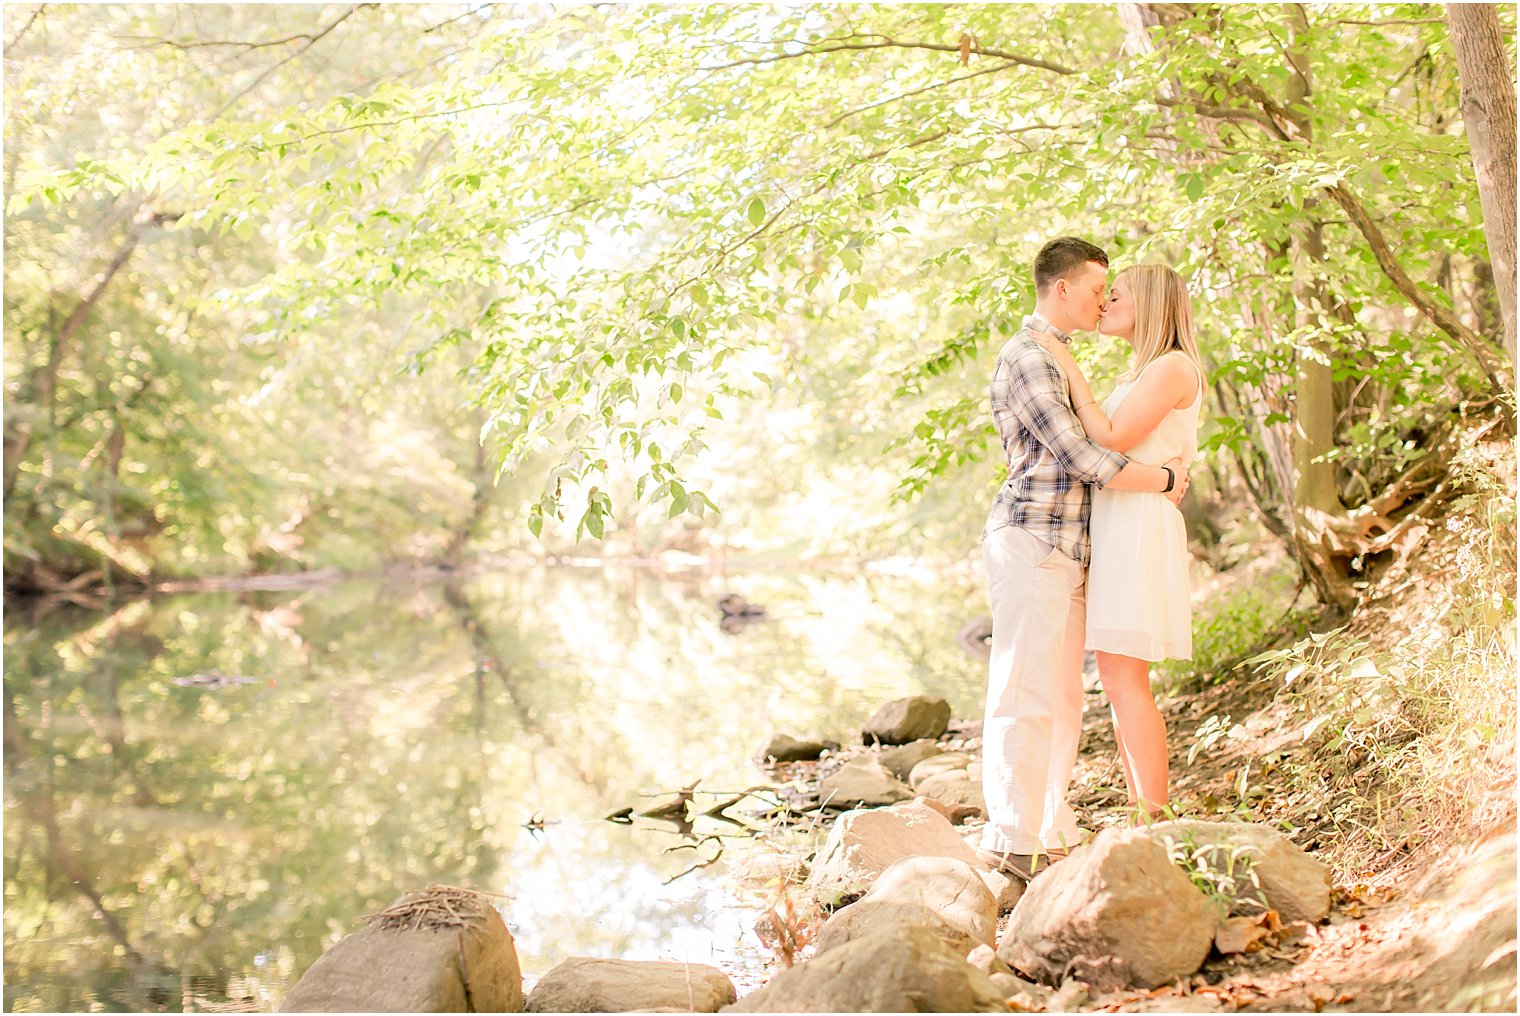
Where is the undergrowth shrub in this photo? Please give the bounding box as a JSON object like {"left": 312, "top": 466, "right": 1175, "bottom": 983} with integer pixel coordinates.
{"left": 1159, "top": 555, "right": 1307, "bottom": 690}
{"left": 1238, "top": 435, "right": 1516, "bottom": 875}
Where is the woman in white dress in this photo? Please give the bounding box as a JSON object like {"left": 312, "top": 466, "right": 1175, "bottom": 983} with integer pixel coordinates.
{"left": 1030, "top": 264, "right": 1204, "bottom": 817}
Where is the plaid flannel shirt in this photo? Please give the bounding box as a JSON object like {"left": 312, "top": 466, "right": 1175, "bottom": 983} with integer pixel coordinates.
{"left": 983, "top": 316, "right": 1129, "bottom": 565}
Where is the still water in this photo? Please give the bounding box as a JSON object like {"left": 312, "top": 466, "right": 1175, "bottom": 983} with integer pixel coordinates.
{"left": 3, "top": 566, "right": 988, "bottom": 1012}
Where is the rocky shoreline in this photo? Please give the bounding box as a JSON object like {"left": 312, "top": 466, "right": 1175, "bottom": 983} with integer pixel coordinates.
{"left": 276, "top": 694, "right": 1334, "bottom": 1013}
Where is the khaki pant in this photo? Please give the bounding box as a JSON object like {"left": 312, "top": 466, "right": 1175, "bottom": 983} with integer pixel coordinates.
{"left": 979, "top": 525, "right": 1088, "bottom": 854}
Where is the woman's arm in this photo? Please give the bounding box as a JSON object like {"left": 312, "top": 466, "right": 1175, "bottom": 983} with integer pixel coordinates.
{"left": 1033, "top": 338, "right": 1197, "bottom": 453}
{"left": 1088, "top": 355, "right": 1197, "bottom": 453}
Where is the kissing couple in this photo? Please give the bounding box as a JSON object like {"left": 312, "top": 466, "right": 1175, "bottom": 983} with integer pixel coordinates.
{"left": 977, "top": 237, "right": 1205, "bottom": 882}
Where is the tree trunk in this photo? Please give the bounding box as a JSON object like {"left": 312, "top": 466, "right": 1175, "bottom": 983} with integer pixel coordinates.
{"left": 1448, "top": 3, "right": 1518, "bottom": 362}
{"left": 1283, "top": 7, "right": 1357, "bottom": 611}
{"left": 1290, "top": 218, "right": 1355, "bottom": 611}
{"left": 441, "top": 434, "right": 490, "bottom": 567}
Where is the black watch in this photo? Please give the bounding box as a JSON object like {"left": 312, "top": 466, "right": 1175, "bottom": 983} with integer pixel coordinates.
{"left": 1162, "top": 466, "right": 1176, "bottom": 493}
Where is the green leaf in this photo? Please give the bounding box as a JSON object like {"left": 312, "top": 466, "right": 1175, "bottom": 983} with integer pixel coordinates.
{"left": 747, "top": 196, "right": 765, "bottom": 226}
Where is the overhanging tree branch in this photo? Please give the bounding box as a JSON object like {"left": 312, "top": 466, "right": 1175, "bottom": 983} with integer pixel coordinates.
{"left": 702, "top": 35, "right": 1075, "bottom": 76}
{"left": 1324, "top": 180, "right": 1508, "bottom": 386}
{"left": 207, "top": 4, "right": 377, "bottom": 121}
{"left": 4, "top": 4, "right": 43, "bottom": 53}
{"left": 822, "top": 60, "right": 1023, "bottom": 130}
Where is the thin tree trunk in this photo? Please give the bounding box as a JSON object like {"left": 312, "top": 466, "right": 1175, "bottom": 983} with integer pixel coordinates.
{"left": 1291, "top": 219, "right": 1355, "bottom": 610}
{"left": 1286, "top": 5, "right": 1356, "bottom": 611}
{"left": 1448, "top": 3, "right": 1518, "bottom": 362}
{"left": 441, "top": 431, "right": 490, "bottom": 568}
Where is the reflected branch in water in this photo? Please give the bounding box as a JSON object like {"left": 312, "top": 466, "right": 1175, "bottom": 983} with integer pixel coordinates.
{"left": 88, "top": 656, "right": 160, "bottom": 808}
{"left": 440, "top": 579, "right": 601, "bottom": 790}
{"left": 3, "top": 681, "right": 159, "bottom": 980}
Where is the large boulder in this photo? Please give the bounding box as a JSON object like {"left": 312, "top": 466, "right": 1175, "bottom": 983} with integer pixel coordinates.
{"left": 724, "top": 925, "right": 1006, "bottom": 1012}
{"left": 877, "top": 739, "right": 944, "bottom": 781}
{"left": 807, "top": 799, "right": 980, "bottom": 905}
{"left": 862, "top": 855, "right": 997, "bottom": 946}
{"left": 817, "top": 756, "right": 914, "bottom": 809}
{"left": 280, "top": 886, "right": 523, "bottom": 1012}
{"left": 1143, "top": 819, "right": 1332, "bottom": 923}
{"left": 814, "top": 854, "right": 996, "bottom": 957}
{"left": 862, "top": 696, "right": 952, "bottom": 745}
{"left": 525, "top": 958, "right": 735, "bottom": 1013}
{"left": 813, "top": 900, "right": 981, "bottom": 957}
{"left": 757, "top": 734, "right": 831, "bottom": 764}
{"left": 1000, "top": 827, "right": 1216, "bottom": 990}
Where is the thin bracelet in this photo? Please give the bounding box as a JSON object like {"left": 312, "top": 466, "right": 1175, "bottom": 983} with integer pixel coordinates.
{"left": 1073, "top": 400, "right": 1095, "bottom": 411}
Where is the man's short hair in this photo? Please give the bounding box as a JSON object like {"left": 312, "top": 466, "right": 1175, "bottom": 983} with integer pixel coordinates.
{"left": 1034, "top": 237, "right": 1109, "bottom": 294}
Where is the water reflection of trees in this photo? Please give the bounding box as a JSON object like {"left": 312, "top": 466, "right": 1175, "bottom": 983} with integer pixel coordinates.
{"left": 4, "top": 591, "right": 498, "bottom": 1011}
{"left": 3, "top": 569, "right": 986, "bottom": 1009}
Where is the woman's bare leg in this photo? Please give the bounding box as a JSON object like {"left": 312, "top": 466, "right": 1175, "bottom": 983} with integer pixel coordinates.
{"left": 1097, "top": 651, "right": 1169, "bottom": 816}
{"left": 1110, "top": 705, "right": 1139, "bottom": 806}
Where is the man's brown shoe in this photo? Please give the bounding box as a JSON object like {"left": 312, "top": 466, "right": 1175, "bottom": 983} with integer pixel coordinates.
{"left": 975, "top": 848, "right": 1065, "bottom": 882}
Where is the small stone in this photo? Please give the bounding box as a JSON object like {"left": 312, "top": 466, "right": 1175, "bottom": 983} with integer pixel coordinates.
{"left": 947, "top": 717, "right": 984, "bottom": 738}
{"left": 966, "top": 943, "right": 1013, "bottom": 977}
{"left": 908, "top": 752, "right": 972, "bottom": 789}
{"left": 817, "top": 756, "right": 914, "bottom": 809}
{"left": 914, "top": 769, "right": 986, "bottom": 817}
{"left": 878, "top": 739, "right": 944, "bottom": 780}
{"left": 978, "top": 868, "right": 1026, "bottom": 914}
{"left": 807, "top": 799, "right": 981, "bottom": 905}
{"left": 526, "top": 958, "right": 736, "bottom": 1013}
{"left": 757, "top": 734, "right": 828, "bottom": 763}
{"left": 989, "top": 971, "right": 1026, "bottom": 998}
{"left": 1048, "top": 979, "right": 1091, "bottom": 1011}
{"left": 862, "top": 695, "right": 952, "bottom": 745}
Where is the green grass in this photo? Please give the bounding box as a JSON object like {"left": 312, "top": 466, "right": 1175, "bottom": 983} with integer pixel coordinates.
{"left": 1158, "top": 553, "right": 1309, "bottom": 691}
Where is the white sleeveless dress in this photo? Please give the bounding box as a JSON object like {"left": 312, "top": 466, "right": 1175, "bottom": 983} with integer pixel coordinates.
{"left": 1086, "top": 353, "right": 1202, "bottom": 661}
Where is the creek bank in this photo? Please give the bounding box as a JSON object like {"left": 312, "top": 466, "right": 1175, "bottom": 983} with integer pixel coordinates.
{"left": 733, "top": 694, "right": 1337, "bottom": 1012}
{"left": 273, "top": 695, "right": 1355, "bottom": 1013}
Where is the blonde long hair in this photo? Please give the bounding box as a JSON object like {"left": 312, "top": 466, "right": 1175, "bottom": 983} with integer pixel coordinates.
{"left": 1120, "top": 264, "right": 1206, "bottom": 388}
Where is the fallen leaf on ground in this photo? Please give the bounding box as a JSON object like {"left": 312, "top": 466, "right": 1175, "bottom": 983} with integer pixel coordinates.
{"left": 1215, "top": 911, "right": 1280, "bottom": 954}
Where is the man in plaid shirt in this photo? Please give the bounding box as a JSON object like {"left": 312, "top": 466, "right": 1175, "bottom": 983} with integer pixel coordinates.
{"left": 977, "top": 237, "right": 1190, "bottom": 882}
